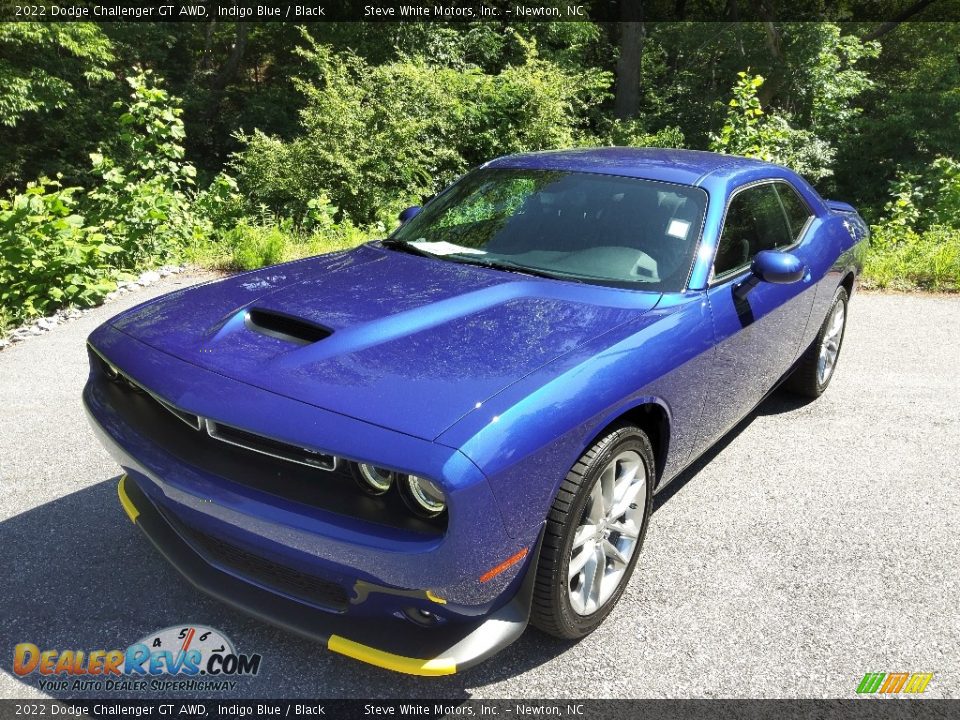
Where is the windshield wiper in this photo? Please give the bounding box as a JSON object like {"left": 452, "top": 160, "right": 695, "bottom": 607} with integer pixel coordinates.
{"left": 379, "top": 239, "right": 436, "bottom": 258}
{"left": 449, "top": 256, "right": 585, "bottom": 283}
{"left": 381, "top": 241, "right": 583, "bottom": 283}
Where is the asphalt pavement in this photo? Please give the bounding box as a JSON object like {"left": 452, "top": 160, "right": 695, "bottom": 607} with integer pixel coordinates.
{"left": 1, "top": 273, "right": 958, "bottom": 699}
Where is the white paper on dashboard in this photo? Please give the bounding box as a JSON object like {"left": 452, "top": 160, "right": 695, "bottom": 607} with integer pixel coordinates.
{"left": 666, "top": 220, "right": 690, "bottom": 239}
{"left": 411, "top": 240, "right": 487, "bottom": 255}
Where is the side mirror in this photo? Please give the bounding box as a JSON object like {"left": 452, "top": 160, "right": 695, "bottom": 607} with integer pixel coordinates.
{"left": 751, "top": 250, "right": 806, "bottom": 284}
{"left": 398, "top": 205, "right": 421, "bottom": 223}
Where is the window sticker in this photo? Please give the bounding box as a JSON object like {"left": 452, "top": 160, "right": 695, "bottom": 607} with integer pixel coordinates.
{"left": 412, "top": 241, "right": 486, "bottom": 256}
{"left": 666, "top": 219, "right": 690, "bottom": 239}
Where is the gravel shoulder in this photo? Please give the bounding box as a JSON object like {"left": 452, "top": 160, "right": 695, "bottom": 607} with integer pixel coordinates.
{"left": 1, "top": 277, "right": 958, "bottom": 699}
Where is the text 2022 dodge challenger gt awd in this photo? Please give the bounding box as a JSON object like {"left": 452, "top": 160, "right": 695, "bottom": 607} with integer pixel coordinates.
{"left": 84, "top": 148, "right": 867, "bottom": 675}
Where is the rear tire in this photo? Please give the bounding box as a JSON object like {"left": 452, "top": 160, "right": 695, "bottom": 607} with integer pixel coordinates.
{"left": 530, "top": 425, "right": 654, "bottom": 639}
{"left": 786, "top": 285, "right": 849, "bottom": 398}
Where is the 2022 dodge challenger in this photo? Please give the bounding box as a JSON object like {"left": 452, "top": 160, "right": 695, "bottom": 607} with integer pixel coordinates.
{"left": 84, "top": 148, "right": 867, "bottom": 675}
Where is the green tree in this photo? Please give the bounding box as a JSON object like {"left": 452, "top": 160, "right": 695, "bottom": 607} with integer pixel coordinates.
{"left": 710, "top": 72, "right": 835, "bottom": 182}
{"left": 233, "top": 33, "right": 609, "bottom": 225}
{"left": 0, "top": 24, "right": 113, "bottom": 126}
{"left": 833, "top": 22, "right": 960, "bottom": 217}
{"left": 0, "top": 24, "right": 115, "bottom": 185}
{"left": 88, "top": 70, "right": 203, "bottom": 264}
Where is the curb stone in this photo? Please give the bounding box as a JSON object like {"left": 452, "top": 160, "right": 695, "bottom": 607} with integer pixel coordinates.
{"left": 0, "top": 265, "right": 188, "bottom": 351}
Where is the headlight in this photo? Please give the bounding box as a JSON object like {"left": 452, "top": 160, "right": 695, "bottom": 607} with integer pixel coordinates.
{"left": 401, "top": 475, "right": 446, "bottom": 517}
{"left": 351, "top": 463, "right": 395, "bottom": 495}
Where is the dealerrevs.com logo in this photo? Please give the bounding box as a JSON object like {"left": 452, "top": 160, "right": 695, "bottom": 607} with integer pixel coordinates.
{"left": 13, "top": 625, "right": 262, "bottom": 693}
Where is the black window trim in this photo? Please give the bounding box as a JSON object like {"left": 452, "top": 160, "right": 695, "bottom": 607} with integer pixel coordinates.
{"left": 707, "top": 178, "right": 815, "bottom": 287}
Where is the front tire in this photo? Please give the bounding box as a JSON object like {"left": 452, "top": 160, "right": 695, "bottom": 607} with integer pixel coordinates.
{"left": 530, "top": 425, "right": 654, "bottom": 639}
{"left": 786, "top": 285, "right": 849, "bottom": 398}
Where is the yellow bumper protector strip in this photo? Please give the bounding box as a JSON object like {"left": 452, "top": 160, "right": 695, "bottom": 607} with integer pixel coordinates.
{"left": 327, "top": 635, "right": 456, "bottom": 676}
{"left": 117, "top": 475, "right": 140, "bottom": 523}
{"left": 425, "top": 590, "right": 447, "bottom": 605}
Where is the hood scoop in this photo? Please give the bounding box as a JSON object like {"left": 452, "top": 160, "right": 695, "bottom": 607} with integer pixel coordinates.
{"left": 113, "top": 247, "right": 662, "bottom": 440}
{"left": 244, "top": 308, "right": 332, "bottom": 346}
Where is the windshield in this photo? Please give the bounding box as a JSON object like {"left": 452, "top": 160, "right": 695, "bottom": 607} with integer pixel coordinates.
{"left": 388, "top": 168, "right": 708, "bottom": 291}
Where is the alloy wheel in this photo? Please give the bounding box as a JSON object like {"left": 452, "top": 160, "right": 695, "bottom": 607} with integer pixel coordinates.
{"left": 567, "top": 450, "right": 647, "bottom": 616}
{"left": 817, "top": 301, "right": 846, "bottom": 386}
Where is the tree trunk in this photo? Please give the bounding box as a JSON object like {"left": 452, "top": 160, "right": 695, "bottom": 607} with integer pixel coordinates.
{"left": 863, "top": 0, "right": 938, "bottom": 41}
{"left": 202, "top": 22, "right": 248, "bottom": 161}
{"left": 762, "top": 20, "right": 783, "bottom": 61}
{"left": 209, "top": 22, "right": 248, "bottom": 102}
{"left": 727, "top": 0, "right": 745, "bottom": 56}
{"left": 757, "top": 1, "right": 783, "bottom": 108}
{"left": 614, "top": 8, "right": 645, "bottom": 120}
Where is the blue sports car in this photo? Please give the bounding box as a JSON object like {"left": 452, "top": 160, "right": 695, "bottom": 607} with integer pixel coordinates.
{"left": 84, "top": 148, "right": 867, "bottom": 675}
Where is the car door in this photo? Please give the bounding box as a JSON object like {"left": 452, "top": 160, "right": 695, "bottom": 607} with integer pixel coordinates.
{"left": 697, "top": 180, "right": 817, "bottom": 447}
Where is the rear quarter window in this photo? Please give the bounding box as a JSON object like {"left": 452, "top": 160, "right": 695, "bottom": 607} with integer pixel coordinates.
{"left": 775, "top": 182, "right": 815, "bottom": 241}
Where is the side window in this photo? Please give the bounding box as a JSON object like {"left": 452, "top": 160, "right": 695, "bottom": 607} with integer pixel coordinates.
{"left": 776, "top": 182, "right": 814, "bottom": 241}
{"left": 713, "top": 184, "right": 793, "bottom": 278}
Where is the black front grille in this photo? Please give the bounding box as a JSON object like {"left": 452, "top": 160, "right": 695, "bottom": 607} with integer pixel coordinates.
{"left": 92, "top": 345, "right": 337, "bottom": 471}
{"left": 97, "top": 350, "right": 204, "bottom": 430}
{"left": 88, "top": 345, "right": 446, "bottom": 536}
{"left": 206, "top": 420, "right": 337, "bottom": 471}
{"left": 178, "top": 521, "right": 349, "bottom": 612}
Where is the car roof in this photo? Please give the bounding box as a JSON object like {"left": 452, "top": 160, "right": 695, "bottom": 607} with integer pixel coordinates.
{"left": 482, "top": 147, "right": 778, "bottom": 187}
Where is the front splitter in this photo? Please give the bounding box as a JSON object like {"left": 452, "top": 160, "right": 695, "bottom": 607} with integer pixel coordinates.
{"left": 117, "top": 474, "right": 539, "bottom": 676}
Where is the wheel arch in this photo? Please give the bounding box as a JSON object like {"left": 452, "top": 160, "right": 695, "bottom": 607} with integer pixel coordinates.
{"left": 840, "top": 270, "right": 855, "bottom": 298}
{"left": 581, "top": 400, "right": 671, "bottom": 488}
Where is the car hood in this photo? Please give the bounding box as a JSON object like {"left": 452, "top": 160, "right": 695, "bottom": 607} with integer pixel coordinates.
{"left": 109, "top": 244, "right": 661, "bottom": 440}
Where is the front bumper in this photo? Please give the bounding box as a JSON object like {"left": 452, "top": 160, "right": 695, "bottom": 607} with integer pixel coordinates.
{"left": 117, "top": 473, "right": 539, "bottom": 675}
{"left": 84, "top": 323, "right": 543, "bottom": 674}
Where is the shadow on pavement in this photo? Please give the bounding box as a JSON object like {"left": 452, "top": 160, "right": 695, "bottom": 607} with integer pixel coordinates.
{"left": 0, "top": 478, "right": 572, "bottom": 699}
{"left": 2, "top": 388, "right": 807, "bottom": 699}
{"left": 652, "top": 387, "right": 807, "bottom": 511}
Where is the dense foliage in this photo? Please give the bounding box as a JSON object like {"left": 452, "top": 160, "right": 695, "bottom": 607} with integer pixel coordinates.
{"left": 865, "top": 158, "right": 960, "bottom": 289}
{"left": 0, "top": 178, "right": 118, "bottom": 327}
{"left": 1, "top": 16, "right": 959, "bottom": 332}
{"left": 233, "top": 31, "right": 609, "bottom": 224}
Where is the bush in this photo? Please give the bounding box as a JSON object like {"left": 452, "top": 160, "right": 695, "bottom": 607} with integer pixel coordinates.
{"left": 864, "top": 225, "right": 960, "bottom": 291}
{"left": 193, "top": 203, "right": 377, "bottom": 273}
{"left": 710, "top": 72, "right": 835, "bottom": 182}
{"left": 884, "top": 157, "right": 960, "bottom": 231}
{"left": 232, "top": 34, "right": 610, "bottom": 226}
{"left": 224, "top": 220, "right": 289, "bottom": 271}
{"left": 863, "top": 158, "right": 960, "bottom": 291}
{"left": 193, "top": 172, "right": 247, "bottom": 233}
{"left": 0, "top": 70, "right": 214, "bottom": 333}
{"left": 0, "top": 178, "right": 119, "bottom": 325}
{"left": 587, "top": 118, "right": 685, "bottom": 149}
{"left": 87, "top": 70, "right": 205, "bottom": 265}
